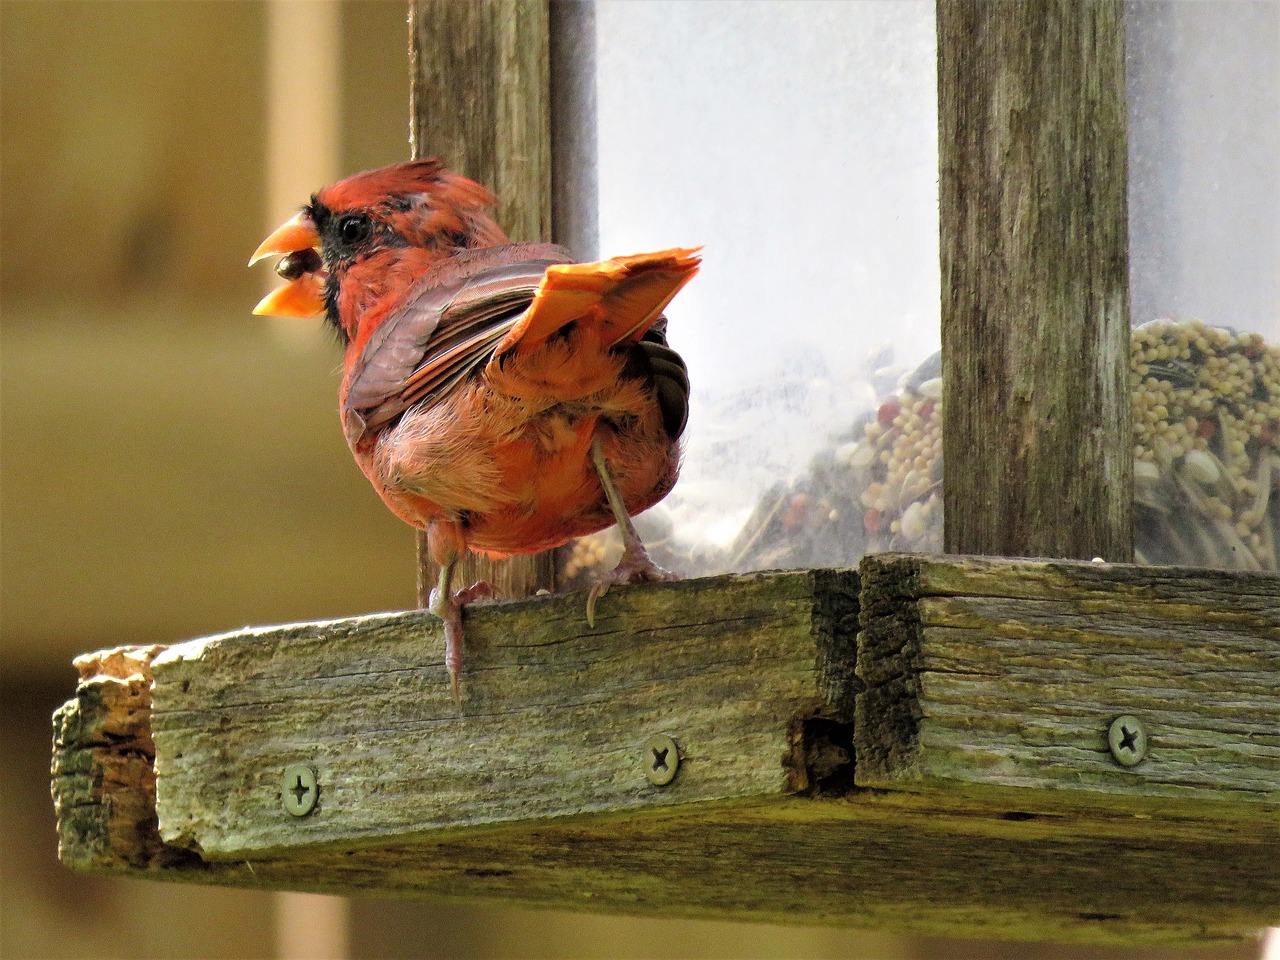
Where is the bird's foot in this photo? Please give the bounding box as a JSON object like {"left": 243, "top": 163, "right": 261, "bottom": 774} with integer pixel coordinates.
{"left": 428, "top": 580, "right": 494, "bottom": 702}
{"left": 586, "top": 544, "right": 677, "bottom": 627}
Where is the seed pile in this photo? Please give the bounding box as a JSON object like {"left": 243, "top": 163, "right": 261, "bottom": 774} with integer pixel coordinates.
{"left": 1129, "top": 320, "right": 1278, "bottom": 570}
{"left": 556, "top": 503, "right": 681, "bottom": 594}
{"left": 716, "top": 351, "right": 945, "bottom": 573}
{"left": 558, "top": 321, "right": 1280, "bottom": 581}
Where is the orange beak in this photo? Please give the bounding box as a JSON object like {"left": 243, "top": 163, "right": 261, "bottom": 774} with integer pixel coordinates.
{"left": 249, "top": 211, "right": 326, "bottom": 318}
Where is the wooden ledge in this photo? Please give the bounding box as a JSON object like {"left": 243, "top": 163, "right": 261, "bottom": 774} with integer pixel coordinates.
{"left": 857, "top": 554, "right": 1280, "bottom": 810}
{"left": 51, "top": 557, "right": 1280, "bottom": 945}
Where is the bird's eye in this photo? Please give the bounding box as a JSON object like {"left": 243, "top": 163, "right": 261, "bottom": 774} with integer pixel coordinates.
{"left": 338, "top": 214, "right": 372, "bottom": 246}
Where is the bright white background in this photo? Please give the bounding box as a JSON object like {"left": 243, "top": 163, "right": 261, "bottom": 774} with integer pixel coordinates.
{"left": 596, "top": 1, "right": 941, "bottom": 554}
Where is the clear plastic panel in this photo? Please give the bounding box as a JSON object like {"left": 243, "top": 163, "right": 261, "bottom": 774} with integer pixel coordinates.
{"left": 580, "top": 0, "right": 941, "bottom": 581}
{"left": 1127, "top": 1, "right": 1279, "bottom": 336}
{"left": 1127, "top": 2, "right": 1279, "bottom": 570}
{"left": 560, "top": 1, "right": 1279, "bottom": 584}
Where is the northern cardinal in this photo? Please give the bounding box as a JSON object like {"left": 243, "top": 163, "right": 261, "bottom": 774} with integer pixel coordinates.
{"left": 250, "top": 159, "right": 698, "bottom": 697}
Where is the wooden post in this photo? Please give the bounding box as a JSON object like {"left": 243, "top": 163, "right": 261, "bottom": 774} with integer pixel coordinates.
{"left": 938, "top": 1, "right": 1133, "bottom": 561}
{"left": 408, "top": 0, "right": 555, "bottom": 604}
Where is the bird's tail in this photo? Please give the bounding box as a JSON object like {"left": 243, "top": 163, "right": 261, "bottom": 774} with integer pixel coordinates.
{"left": 493, "top": 247, "right": 702, "bottom": 359}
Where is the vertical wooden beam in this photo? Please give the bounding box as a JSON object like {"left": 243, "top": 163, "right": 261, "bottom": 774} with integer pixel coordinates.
{"left": 938, "top": 1, "right": 1133, "bottom": 561}
{"left": 409, "top": 0, "right": 554, "bottom": 604}
{"left": 410, "top": 0, "right": 551, "bottom": 244}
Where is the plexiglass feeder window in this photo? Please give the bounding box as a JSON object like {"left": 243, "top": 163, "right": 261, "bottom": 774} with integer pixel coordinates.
{"left": 556, "top": 0, "right": 1280, "bottom": 586}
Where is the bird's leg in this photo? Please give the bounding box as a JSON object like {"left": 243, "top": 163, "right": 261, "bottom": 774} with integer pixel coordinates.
{"left": 586, "top": 437, "right": 677, "bottom": 626}
{"left": 427, "top": 556, "right": 493, "bottom": 702}
{"left": 427, "top": 559, "right": 464, "bottom": 702}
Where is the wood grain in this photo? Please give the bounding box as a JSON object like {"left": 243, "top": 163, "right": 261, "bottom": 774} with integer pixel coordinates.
{"left": 857, "top": 553, "right": 1280, "bottom": 814}
{"left": 937, "top": 1, "right": 1133, "bottom": 561}
{"left": 410, "top": 0, "right": 551, "bottom": 244}
{"left": 50, "top": 558, "right": 1280, "bottom": 943}
{"left": 149, "top": 570, "right": 858, "bottom": 858}
{"left": 50, "top": 645, "right": 199, "bottom": 874}
{"left": 409, "top": 0, "right": 555, "bottom": 606}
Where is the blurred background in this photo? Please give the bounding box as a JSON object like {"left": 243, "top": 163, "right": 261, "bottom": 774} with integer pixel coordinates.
{"left": 2, "top": 1, "right": 1275, "bottom": 959}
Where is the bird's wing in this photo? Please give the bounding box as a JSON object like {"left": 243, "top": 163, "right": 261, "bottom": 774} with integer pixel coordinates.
{"left": 490, "top": 247, "right": 702, "bottom": 360}
{"left": 343, "top": 242, "right": 572, "bottom": 440}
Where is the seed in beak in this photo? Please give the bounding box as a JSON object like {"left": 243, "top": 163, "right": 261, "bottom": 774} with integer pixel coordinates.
{"left": 276, "top": 248, "right": 323, "bottom": 281}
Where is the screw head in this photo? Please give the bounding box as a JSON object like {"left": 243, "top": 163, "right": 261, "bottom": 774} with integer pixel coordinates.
{"left": 1107, "top": 715, "right": 1148, "bottom": 767}
{"left": 643, "top": 734, "right": 680, "bottom": 786}
{"left": 281, "top": 764, "right": 318, "bottom": 816}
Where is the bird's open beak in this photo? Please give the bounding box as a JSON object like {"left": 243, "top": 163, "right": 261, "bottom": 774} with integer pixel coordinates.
{"left": 249, "top": 211, "right": 326, "bottom": 318}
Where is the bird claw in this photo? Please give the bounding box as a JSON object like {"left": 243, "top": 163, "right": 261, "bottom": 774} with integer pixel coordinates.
{"left": 585, "top": 582, "right": 607, "bottom": 628}
{"left": 428, "top": 580, "right": 493, "bottom": 702}
{"left": 455, "top": 581, "right": 494, "bottom": 605}
{"left": 585, "top": 549, "right": 676, "bottom": 627}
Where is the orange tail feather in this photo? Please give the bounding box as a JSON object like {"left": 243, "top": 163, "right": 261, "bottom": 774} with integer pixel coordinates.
{"left": 494, "top": 247, "right": 701, "bottom": 358}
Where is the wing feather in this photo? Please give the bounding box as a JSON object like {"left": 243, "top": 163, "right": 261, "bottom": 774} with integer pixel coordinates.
{"left": 342, "top": 243, "right": 572, "bottom": 439}
{"left": 341, "top": 243, "right": 699, "bottom": 446}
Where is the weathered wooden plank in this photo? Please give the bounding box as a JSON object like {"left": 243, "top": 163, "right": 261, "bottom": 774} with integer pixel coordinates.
{"left": 80, "top": 800, "right": 1280, "bottom": 946}
{"left": 46, "top": 690, "right": 1280, "bottom": 951}
{"left": 51, "top": 558, "right": 1280, "bottom": 943}
{"left": 149, "top": 571, "right": 858, "bottom": 859}
{"left": 878, "top": 551, "right": 1280, "bottom": 606}
{"left": 50, "top": 645, "right": 201, "bottom": 874}
{"left": 50, "top": 643, "right": 1280, "bottom": 946}
{"left": 856, "top": 553, "right": 1280, "bottom": 813}
{"left": 938, "top": 0, "right": 1133, "bottom": 561}
{"left": 51, "top": 675, "right": 1280, "bottom": 947}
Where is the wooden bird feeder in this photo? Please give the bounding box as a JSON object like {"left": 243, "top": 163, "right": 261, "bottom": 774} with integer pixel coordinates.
{"left": 51, "top": 0, "right": 1280, "bottom": 947}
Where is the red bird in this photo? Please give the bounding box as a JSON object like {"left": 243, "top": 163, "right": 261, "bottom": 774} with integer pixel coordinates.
{"left": 250, "top": 159, "right": 698, "bottom": 697}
